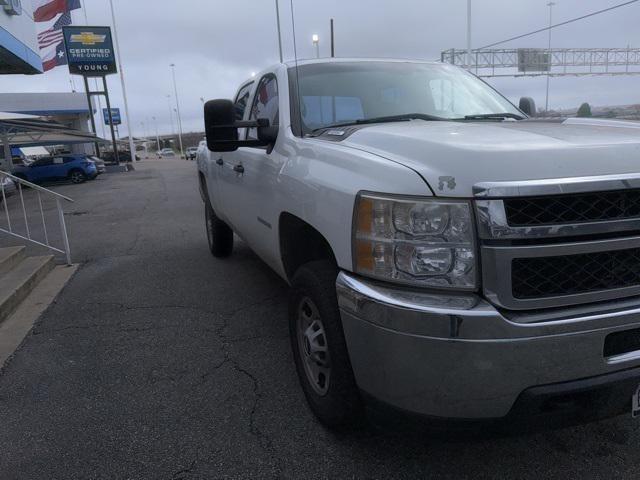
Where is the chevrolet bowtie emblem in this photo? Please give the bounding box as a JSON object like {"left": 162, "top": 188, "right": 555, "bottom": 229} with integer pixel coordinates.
{"left": 69, "top": 32, "right": 106, "bottom": 45}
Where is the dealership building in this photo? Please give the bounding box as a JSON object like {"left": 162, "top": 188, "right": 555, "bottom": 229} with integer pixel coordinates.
{"left": 0, "top": 3, "right": 102, "bottom": 170}
{"left": 0, "top": 92, "right": 96, "bottom": 155}
{"left": 0, "top": 0, "right": 42, "bottom": 75}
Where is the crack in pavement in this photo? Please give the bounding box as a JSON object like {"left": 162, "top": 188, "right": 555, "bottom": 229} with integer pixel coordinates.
{"left": 172, "top": 459, "right": 197, "bottom": 479}
{"left": 188, "top": 292, "right": 285, "bottom": 476}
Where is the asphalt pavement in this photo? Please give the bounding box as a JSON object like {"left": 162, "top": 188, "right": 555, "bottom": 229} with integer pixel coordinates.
{"left": 0, "top": 158, "right": 639, "bottom": 479}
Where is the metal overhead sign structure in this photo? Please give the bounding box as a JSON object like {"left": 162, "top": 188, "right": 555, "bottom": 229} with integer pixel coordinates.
{"left": 62, "top": 26, "right": 121, "bottom": 164}
{"left": 442, "top": 47, "right": 640, "bottom": 77}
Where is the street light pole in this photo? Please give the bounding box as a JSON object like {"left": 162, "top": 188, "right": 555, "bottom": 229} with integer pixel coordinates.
{"left": 166, "top": 94, "right": 175, "bottom": 140}
{"left": 545, "top": 1, "right": 556, "bottom": 114}
{"left": 81, "top": 0, "right": 106, "bottom": 140}
{"left": 275, "top": 0, "right": 283, "bottom": 62}
{"left": 330, "top": 18, "right": 335, "bottom": 57}
{"left": 108, "top": 0, "right": 136, "bottom": 168}
{"left": 152, "top": 116, "right": 160, "bottom": 152}
{"left": 312, "top": 34, "right": 319, "bottom": 58}
{"left": 170, "top": 63, "right": 185, "bottom": 158}
{"left": 466, "top": 0, "right": 472, "bottom": 69}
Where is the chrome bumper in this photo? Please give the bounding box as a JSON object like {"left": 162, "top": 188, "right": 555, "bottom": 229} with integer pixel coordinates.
{"left": 336, "top": 271, "right": 640, "bottom": 419}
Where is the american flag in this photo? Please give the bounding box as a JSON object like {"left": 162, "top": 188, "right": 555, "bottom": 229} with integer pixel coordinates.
{"left": 37, "top": 11, "right": 71, "bottom": 50}
{"left": 38, "top": 11, "right": 73, "bottom": 72}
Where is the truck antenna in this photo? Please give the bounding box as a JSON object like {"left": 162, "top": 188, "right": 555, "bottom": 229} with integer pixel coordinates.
{"left": 290, "top": 0, "right": 305, "bottom": 137}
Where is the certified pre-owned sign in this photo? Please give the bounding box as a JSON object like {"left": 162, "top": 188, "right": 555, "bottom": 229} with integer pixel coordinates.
{"left": 62, "top": 26, "right": 117, "bottom": 76}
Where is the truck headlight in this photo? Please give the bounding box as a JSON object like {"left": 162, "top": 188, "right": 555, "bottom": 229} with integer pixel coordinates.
{"left": 353, "top": 193, "right": 477, "bottom": 289}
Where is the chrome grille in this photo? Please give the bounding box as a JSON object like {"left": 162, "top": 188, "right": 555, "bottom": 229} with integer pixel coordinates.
{"left": 505, "top": 189, "right": 640, "bottom": 226}
{"left": 512, "top": 248, "right": 640, "bottom": 299}
{"left": 476, "top": 174, "right": 640, "bottom": 311}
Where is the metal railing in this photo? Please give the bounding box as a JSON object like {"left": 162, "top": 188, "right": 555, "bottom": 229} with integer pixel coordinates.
{"left": 0, "top": 170, "right": 74, "bottom": 265}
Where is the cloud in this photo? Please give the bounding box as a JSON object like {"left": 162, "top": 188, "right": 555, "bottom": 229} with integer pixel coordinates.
{"left": 0, "top": 0, "right": 638, "bottom": 136}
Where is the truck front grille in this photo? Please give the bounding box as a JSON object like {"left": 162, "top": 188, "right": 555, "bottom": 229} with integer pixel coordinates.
{"left": 504, "top": 189, "right": 640, "bottom": 226}
{"left": 512, "top": 247, "right": 640, "bottom": 299}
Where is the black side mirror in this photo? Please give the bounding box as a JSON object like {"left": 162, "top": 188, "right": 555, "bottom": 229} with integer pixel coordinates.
{"left": 205, "top": 99, "right": 239, "bottom": 152}
{"left": 258, "top": 125, "right": 278, "bottom": 153}
{"left": 204, "top": 99, "right": 277, "bottom": 153}
{"left": 519, "top": 97, "right": 536, "bottom": 117}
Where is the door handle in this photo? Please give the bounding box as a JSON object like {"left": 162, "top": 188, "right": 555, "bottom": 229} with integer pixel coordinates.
{"left": 215, "top": 158, "right": 224, "bottom": 166}
{"left": 233, "top": 164, "right": 245, "bottom": 174}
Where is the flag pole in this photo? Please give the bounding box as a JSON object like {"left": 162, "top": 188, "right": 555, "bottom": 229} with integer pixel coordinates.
{"left": 80, "top": 0, "right": 107, "bottom": 140}
{"left": 108, "top": 0, "right": 137, "bottom": 168}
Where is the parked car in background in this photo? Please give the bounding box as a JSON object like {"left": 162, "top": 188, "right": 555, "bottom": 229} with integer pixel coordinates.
{"left": 12, "top": 154, "right": 97, "bottom": 184}
{"left": 186, "top": 147, "right": 198, "bottom": 160}
{"left": 160, "top": 148, "right": 175, "bottom": 158}
{"left": 0, "top": 174, "right": 16, "bottom": 201}
{"left": 89, "top": 156, "right": 107, "bottom": 175}
{"left": 195, "top": 140, "right": 207, "bottom": 163}
{"left": 101, "top": 151, "right": 140, "bottom": 165}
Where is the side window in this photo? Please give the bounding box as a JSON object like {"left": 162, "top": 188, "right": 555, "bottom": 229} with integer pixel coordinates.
{"left": 53, "top": 157, "right": 64, "bottom": 165}
{"left": 34, "top": 158, "right": 53, "bottom": 167}
{"left": 63, "top": 157, "right": 76, "bottom": 164}
{"left": 234, "top": 82, "right": 253, "bottom": 121}
{"left": 247, "top": 74, "right": 278, "bottom": 141}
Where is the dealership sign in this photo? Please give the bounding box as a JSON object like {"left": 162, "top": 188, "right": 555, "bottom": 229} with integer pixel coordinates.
{"left": 103, "top": 108, "right": 121, "bottom": 125}
{"left": 62, "top": 26, "right": 117, "bottom": 76}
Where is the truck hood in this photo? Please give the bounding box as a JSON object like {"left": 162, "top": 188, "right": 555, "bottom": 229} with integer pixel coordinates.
{"left": 340, "top": 118, "right": 640, "bottom": 197}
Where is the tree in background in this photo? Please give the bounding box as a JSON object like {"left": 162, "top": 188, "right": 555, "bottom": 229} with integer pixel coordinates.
{"left": 577, "top": 103, "right": 592, "bottom": 117}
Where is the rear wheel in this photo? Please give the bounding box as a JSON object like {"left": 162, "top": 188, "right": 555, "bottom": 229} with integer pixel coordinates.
{"left": 289, "top": 260, "right": 364, "bottom": 429}
{"left": 69, "top": 170, "right": 87, "bottom": 184}
{"left": 205, "top": 201, "right": 233, "bottom": 257}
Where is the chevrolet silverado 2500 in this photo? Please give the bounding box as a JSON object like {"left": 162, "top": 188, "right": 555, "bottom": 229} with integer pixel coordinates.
{"left": 197, "top": 58, "right": 640, "bottom": 429}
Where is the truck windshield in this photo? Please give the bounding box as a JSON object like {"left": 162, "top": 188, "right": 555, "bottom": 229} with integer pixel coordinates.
{"left": 290, "top": 61, "right": 523, "bottom": 134}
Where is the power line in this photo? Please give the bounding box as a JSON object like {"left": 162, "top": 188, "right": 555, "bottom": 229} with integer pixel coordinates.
{"left": 479, "top": 0, "right": 639, "bottom": 50}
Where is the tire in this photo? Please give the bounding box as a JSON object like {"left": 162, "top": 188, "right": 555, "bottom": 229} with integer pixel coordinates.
{"left": 205, "top": 201, "right": 233, "bottom": 257}
{"left": 289, "top": 260, "right": 364, "bottom": 429}
{"left": 69, "top": 170, "right": 87, "bottom": 184}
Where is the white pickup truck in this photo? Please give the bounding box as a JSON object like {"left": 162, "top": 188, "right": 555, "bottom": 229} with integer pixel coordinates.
{"left": 198, "top": 58, "right": 640, "bottom": 430}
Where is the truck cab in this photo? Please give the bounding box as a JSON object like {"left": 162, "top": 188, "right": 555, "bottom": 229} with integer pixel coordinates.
{"left": 198, "top": 58, "right": 640, "bottom": 429}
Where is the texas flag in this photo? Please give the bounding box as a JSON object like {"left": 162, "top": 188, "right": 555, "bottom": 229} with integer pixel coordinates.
{"left": 32, "top": 0, "right": 81, "bottom": 23}
{"left": 39, "top": 11, "right": 72, "bottom": 71}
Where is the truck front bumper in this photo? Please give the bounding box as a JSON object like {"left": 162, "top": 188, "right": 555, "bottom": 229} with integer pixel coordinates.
{"left": 336, "top": 272, "right": 640, "bottom": 420}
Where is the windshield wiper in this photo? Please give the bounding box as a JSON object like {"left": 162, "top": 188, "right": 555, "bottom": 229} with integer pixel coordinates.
{"left": 461, "top": 113, "right": 525, "bottom": 121}
{"left": 310, "top": 113, "right": 446, "bottom": 135}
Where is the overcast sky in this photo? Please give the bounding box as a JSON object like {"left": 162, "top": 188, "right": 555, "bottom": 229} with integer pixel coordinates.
{"left": 1, "top": 0, "right": 638, "bottom": 137}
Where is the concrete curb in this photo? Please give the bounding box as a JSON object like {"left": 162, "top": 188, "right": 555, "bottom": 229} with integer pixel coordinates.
{"left": 0, "top": 264, "right": 78, "bottom": 368}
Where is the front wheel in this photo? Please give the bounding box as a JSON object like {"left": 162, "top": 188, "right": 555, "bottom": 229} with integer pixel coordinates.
{"left": 205, "top": 201, "right": 233, "bottom": 257}
{"left": 289, "top": 261, "right": 364, "bottom": 429}
{"left": 69, "top": 170, "right": 87, "bottom": 184}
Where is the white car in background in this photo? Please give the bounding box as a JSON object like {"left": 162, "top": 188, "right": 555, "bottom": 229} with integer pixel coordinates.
{"left": 159, "top": 148, "right": 175, "bottom": 158}
{"left": 185, "top": 147, "right": 198, "bottom": 160}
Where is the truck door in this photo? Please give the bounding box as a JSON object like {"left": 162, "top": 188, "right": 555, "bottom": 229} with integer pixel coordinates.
{"left": 207, "top": 81, "right": 253, "bottom": 225}
{"left": 218, "top": 72, "right": 283, "bottom": 264}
